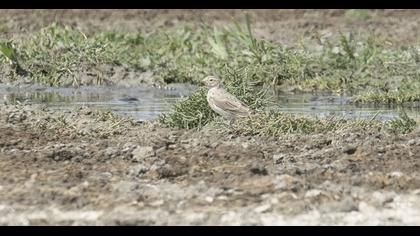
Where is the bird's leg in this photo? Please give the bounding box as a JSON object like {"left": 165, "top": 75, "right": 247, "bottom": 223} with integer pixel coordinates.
{"left": 221, "top": 118, "right": 234, "bottom": 127}
{"left": 226, "top": 118, "right": 238, "bottom": 140}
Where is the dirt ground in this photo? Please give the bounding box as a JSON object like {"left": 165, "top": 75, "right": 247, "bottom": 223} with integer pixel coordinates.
{"left": 0, "top": 104, "right": 420, "bottom": 225}
{"left": 1, "top": 10, "right": 420, "bottom": 225}
{"left": 1, "top": 9, "right": 420, "bottom": 47}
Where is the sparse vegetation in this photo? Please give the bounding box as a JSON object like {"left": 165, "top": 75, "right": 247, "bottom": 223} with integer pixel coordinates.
{"left": 30, "top": 106, "right": 138, "bottom": 138}
{"left": 354, "top": 90, "right": 420, "bottom": 106}
{"left": 0, "top": 41, "right": 29, "bottom": 77}
{"left": 0, "top": 19, "right": 418, "bottom": 97}
{"left": 0, "top": 14, "right": 419, "bottom": 133}
{"left": 386, "top": 111, "right": 417, "bottom": 134}
{"left": 160, "top": 67, "right": 269, "bottom": 129}
{"left": 344, "top": 9, "right": 373, "bottom": 20}
{"left": 225, "top": 111, "right": 417, "bottom": 136}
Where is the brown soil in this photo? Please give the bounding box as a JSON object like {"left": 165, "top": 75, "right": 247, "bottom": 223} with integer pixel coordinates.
{"left": 0, "top": 105, "right": 419, "bottom": 225}
{"left": 1, "top": 9, "right": 420, "bottom": 46}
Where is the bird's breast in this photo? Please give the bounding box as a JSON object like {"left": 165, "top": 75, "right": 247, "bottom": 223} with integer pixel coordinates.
{"left": 207, "top": 88, "right": 217, "bottom": 101}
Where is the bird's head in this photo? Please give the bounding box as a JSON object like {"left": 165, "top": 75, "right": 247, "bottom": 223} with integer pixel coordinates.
{"left": 202, "top": 75, "right": 221, "bottom": 88}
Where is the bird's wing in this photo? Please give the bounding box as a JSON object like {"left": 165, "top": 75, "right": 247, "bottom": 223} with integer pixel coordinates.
{"left": 210, "top": 89, "right": 252, "bottom": 115}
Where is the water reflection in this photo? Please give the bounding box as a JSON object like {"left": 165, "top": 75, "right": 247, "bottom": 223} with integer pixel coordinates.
{"left": 0, "top": 85, "right": 196, "bottom": 121}
{"left": 271, "top": 91, "right": 420, "bottom": 121}
{"left": 0, "top": 84, "right": 419, "bottom": 121}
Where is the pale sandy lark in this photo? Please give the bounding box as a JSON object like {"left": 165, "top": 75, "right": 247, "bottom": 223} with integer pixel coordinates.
{"left": 202, "top": 75, "right": 254, "bottom": 122}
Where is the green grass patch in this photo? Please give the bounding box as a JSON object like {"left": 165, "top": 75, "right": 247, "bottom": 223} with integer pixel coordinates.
{"left": 160, "top": 67, "right": 269, "bottom": 129}
{"left": 0, "top": 41, "right": 28, "bottom": 77}
{"left": 0, "top": 17, "right": 419, "bottom": 107}
{"left": 344, "top": 9, "right": 373, "bottom": 21}
{"left": 386, "top": 112, "right": 418, "bottom": 134}
{"left": 227, "top": 111, "right": 417, "bottom": 136}
{"left": 354, "top": 90, "right": 420, "bottom": 106}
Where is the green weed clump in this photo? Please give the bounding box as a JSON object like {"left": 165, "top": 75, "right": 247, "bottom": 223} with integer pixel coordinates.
{"left": 0, "top": 41, "right": 28, "bottom": 77}
{"left": 386, "top": 112, "right": 417, "bottom": 134}
{"left": 225, "top": 111, "right": 417, "bottom": 136}
{"left": 159, "top": 88, "right": 215, "bottom": 129}
{"left": 160, "top": 67, "right": 269, "bottom": 129}
{"left": 17, "top": 24, "right": 116, "bottom": 86}
{"left": 353, "top": 90, "right": 420, "bottom": 106}
{"left": 227, "top": 111, "right": 383, "bottom": 136}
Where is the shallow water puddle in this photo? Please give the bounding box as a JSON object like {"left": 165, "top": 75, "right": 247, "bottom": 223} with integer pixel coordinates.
{"left": 0, "top": 84, "right": 419, "bottom": 121}
{"left": 0, "top": 84, "right": 196, "bottom": 121}
{"left": 273, "top": 92, "right": 420, "bottom": 121}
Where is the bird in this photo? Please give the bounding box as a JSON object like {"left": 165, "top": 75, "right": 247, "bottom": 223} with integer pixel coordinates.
{"left": 202, "top": 75, "right": 254, "bottom": 122}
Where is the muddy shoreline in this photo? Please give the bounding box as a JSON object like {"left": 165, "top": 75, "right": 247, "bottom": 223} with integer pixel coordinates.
{"left": 0, "top": 105, "right": 419, "bottom": 225}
